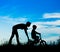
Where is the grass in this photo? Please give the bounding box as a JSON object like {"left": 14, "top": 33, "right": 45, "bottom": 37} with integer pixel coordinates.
{"left": 0, "top": 38, "right": 60, "bottom": 51}
{"left": 0, "top": 41, "right": 60, "bottom": 48}
{"left": 0, "top": 42, "right": 60, "bottom": 52}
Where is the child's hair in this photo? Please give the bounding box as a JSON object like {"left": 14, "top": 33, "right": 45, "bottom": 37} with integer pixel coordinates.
{"left": 33, "top": 25, "right": 37, "bottom": 29}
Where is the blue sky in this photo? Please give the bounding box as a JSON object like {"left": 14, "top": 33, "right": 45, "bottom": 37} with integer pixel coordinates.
{"left": 0, "top": 0, "right": 60, "bottom": 45}
{"left": 0, "top": 0, "right": 60, "bottom": 18}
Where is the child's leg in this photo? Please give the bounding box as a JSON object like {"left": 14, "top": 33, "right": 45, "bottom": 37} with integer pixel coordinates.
{"left": 34, "top": 36, "right": 39, "bottom": 44}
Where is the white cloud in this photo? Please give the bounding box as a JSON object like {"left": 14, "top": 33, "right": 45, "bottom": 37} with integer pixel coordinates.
{"left": 43, "top": 13, "right": 60, "bottom": 18}
{"left": 42, "top": 20, "right": 60, "bottom": 26}
{"left": 0, "top": 16, "right": 27, "bottom": 25}
{"left": 41, "top": 13, "right": 60, "bottom": 26}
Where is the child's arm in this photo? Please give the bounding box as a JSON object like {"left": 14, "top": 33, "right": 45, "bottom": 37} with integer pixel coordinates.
{"left": 36, "top": 31, "right": 41, "bottom": 35}
{"left": 36, "top": 31, "right": 41, "bottom": 39}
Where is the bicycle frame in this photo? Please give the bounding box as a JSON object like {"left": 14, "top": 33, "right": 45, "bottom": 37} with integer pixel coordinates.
{"left": 28, "top": 34, "right": 46, "bottom": 46}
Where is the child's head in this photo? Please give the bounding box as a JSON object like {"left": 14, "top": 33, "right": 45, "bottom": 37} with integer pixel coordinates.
{"left": 32, "top": 25, "right": 37, "bottom": 29}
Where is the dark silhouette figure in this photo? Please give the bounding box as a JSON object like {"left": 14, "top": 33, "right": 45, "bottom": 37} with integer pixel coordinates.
{"left": 9, "top": 22, "right": 31, "bottom": 44}
{"left": 31, "top": 25, "right": 41, "bottom": 44}
{"left": 31, "top": 25, "right": 46, "bottom": 46}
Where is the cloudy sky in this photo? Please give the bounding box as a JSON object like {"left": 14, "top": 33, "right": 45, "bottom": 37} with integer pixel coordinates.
{"left": 0, "top": 0, "right": 60, "bottom": 45}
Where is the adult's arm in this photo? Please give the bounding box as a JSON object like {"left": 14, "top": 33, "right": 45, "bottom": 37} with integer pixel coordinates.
{"left": 24, "top": 29, "right": 29, "bottom": 39}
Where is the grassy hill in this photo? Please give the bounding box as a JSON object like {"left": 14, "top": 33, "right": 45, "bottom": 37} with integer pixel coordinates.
{"left": 0, "top": 42, "right": 60, "bottom": 52}
{"left": 0, "top": 38, "right": 60, "bottom": 51}
{"left": 0, "top": 41, "right": 60, "bottom": 48}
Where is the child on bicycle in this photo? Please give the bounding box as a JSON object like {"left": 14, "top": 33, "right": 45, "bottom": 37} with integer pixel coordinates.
{"left": 31, "top": 25, "right": 41, "bottom": 43}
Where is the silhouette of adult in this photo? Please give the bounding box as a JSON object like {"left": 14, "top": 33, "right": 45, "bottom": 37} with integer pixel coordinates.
{"left": 31, "top": 25, "right": 41, "bottom": 44}
{"left": 9, "top": 22, "right": 31, "bottom": 44}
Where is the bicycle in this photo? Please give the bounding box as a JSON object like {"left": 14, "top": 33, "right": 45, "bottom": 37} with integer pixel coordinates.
{"left": 28, "top": 34, "right": 47, "bottom": 46}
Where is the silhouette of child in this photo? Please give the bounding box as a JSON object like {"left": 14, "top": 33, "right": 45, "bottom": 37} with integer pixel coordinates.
{"left": 9, "top": 22, "right": 31, "bottom": 44}
{"left": 31, "top": 25, "right": 41, "bottom": 43}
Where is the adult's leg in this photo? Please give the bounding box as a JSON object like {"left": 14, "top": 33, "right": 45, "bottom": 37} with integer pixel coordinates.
{"left": 16, "top": 31, "right": 20, "bottom": 45}
{"left": 9, "top": 30, "right": 14, "bottom": 44}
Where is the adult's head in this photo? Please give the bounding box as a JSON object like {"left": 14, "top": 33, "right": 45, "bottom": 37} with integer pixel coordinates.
{"left": 33, "top": 25, "right": 37, "bottom": 29}
{"left": 26, "top": 21, "right": 31, "bottom": 27}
